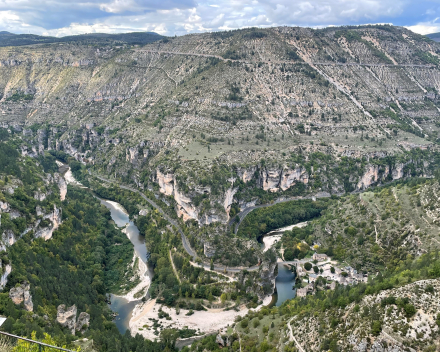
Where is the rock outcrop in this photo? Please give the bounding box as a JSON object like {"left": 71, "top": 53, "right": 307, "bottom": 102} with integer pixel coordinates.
{"left": 260, "top": 166, "right": 309, "bottom": 192}
{"left": 54, "top": 173, "right": 67, "bottom": 201}
{"left": 0, "top": 264, "right": 11, "bottom": 290}
{"left": 174, "top": 187, "right": 198, "bottom": 222}
{"left": 224, "top": 187, "right": 238, "bottom": 219}
{"left": 279, "top": 166, "right": 309, "bottom": 191}
{"left": 75, "top": 312, "right": 91, "bottom": 333}
{"left": 357, "top": 163, "right": 406, "bottom": 190}
{"left": 57, "top": 304, "right": 78, "bottom": 334}
{"left": 57, "top": 304, "right": 90, "bottom": 334}
{"left": 9, "top": 282, "right": 33, "bottom": 311}
{"left": 216, "top": 333, "right": 225, "bottom": 347}
{"left": 34, "top": 204, "right": 62, "bottom": 240}
{"left": 157, "top": 170, "right": 174, "bottom": 196}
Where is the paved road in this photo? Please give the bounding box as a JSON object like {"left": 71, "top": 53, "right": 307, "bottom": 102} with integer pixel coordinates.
{"left": 90, "top": 172, "right": 260, "bottom": 273}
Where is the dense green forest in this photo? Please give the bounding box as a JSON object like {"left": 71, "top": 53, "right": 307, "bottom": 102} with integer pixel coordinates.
{"left": 0, "top": 140, "right": 172, "bottom": 351}
{"left": 237, "top": 199, "right": 330, "bottom": 240}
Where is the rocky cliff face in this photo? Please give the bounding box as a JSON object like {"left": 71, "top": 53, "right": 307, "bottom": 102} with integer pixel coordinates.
{"left": 56, "top": 304, "right": 90, "bottom": 335}
{"left": 357, "top": 163, "right": 406, "bottom": 190}
{"left": 34, "top": 204, "right": 62, "bottom": 240}
{"left": 157, "top": 170, "right": 174, "bottom": 196}
{"left": 9, "top": 282, "right": 33, "bottom": 311}
{"left": 224, "top": 186, "right": 238, "bottom": 219}
{"left": 57, "top": 304, "right": 77, "bottom": 334}
{"left": 0, "top": 264, "right": 11, "bottom": 290}
{"left": 54, "top": 173, "right": 67, "bottom": 201}
{"left": 260, "top": 166, "right": 309, "bottom": 192}
{"left": 2, "top": 25, "right": 439, "bottom": 229}
{"left": 174, "top": 186, "right": 199, "bottom": 222}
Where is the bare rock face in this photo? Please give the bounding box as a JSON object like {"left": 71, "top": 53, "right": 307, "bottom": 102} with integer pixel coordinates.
{"left": 261, "top": 168, "right": 282, "bottom": 192}
{"left": 216, "top": 333, "right": 225, "bottom": 346}
{"left": 33, "top": 191, "right": 47, "bottom": 201}
{"left": 126, "top": 146, "right": 139, "bottom": 164}
{"left": 237, "top": 167, "right": 257, "bottom": 183}
{"left": 0, "top": 201, "right": 10, "bottom": 213}
{"left": 75, "top": 312, "right": 90, "bottom": 333}
{"left": 34, "top": 204, "right": 62, "bottom": 240}
{"left": 224, "top": 187, "right": 238, "bottom": 220}
{"left": 357, "top": 164, "right": 406, "bottom": 190}
{"left": 9, "top": 282, "right": 33, "bottom": 311}
{"left": 357, "top": 165, "right": 380, "bottom": 190}
{"left": 0, "top": 264, "right": 11, "bottom": 290}
{"left": 260, "top": 166, "right": 309, "bottom": 192}
{"left": 174, "top": 187, "right": 198, "bottom": 222}
{"left": 54, "top": 173, "right": 67, "bottom": 201}
{"left": 157, "top": 169, "right": 174, "bottom": 196}
{"left": 279, "top": 166, "right": 309, "bottom": 191}
{"left": 57, "top": 304, "right": 77, "bottom": 334}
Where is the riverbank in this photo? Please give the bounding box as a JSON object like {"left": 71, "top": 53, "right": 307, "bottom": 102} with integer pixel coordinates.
{"left": 129, "top": 295, "right": 273, "bottom": 340}
{"left": 262, "top": 221, "right": 308, "bottom": 253}
{"left": 113, "top": 248, "right": 151, "bottom": 302}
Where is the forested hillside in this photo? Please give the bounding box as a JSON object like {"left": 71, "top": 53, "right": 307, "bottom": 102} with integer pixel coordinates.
{"left": 0, "top": 134, "right": 170, "bottom": 351}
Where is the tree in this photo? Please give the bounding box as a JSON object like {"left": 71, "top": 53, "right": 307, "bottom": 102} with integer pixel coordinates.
{"left": 220, "top": 293, "right": 227, "bottom": 305}
{"left": 371, "top": 321, "right": 382, "bottom": 336}
{"left": 160, "top": 329, "right": 179, "bottom": 348}
{"left": 304, "top": 262, "right": 312, "bottom": 271}
{"left": 13, "top": 332, "right": 80, "bottom": 352}
{"left": 404, "top": 304, "right": 416, "bottom": 318}
{"left": 330, "top": 266, "right": 335, "bottom": 274}
{"left": 210, "top": 259, "right": 214, "bottom": 270}
{"left": 313, "top": 266, "right": 319, "bottom": 274}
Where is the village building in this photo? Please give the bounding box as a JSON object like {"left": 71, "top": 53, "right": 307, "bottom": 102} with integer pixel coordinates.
{"left": 312, "top": 253, "right": 328, "bottom": 261}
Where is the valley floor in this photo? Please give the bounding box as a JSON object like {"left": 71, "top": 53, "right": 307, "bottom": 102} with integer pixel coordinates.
{"left": 129, "top": 295, "right": 273, "bottom": 340}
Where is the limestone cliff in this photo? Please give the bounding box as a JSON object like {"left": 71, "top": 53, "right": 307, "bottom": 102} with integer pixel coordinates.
{"left": 174, "top": 186, "right": 199, "bottom": 222}
{"left": 56, "top": 304, "right": 90, "bottom": 335}
{"left": 57, "top": 304, "right": 77, "bottom": 334}
{"left": 34, "top": 204, "right": 62, "bottom": 240}
{"left": 224, "top": 186, "right": 238, "bottom": 219}
{"left": 356, "top": 163, "right": 406, "bottom": 190}
{"left": 9, "top": 282, "right": 33, "bottom": 311}
{"left": 157, "top": 170, "right": 174, "bottom": 196}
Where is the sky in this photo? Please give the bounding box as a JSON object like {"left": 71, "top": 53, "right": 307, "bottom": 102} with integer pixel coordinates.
{"left": 0, "top": 0, "right": 438, "bottom": 37}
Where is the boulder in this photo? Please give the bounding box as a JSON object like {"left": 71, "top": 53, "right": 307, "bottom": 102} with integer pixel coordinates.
{"left": 9, "top": 282, "right": 33, "bottom": 311}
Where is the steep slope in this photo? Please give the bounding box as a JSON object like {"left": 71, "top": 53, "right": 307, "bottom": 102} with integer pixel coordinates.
{"left": 306, "top": 178, "right": 440, "bottom": 272}
{"left": 0, "top": 25, "right": 440, "bottom": 226}
{"left": 185, "top": 251, "right": 440, "bottom": 352}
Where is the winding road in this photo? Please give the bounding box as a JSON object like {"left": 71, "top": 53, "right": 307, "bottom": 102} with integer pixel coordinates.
{"left": 90, "top": 172, "right": 260, "bottom": 273}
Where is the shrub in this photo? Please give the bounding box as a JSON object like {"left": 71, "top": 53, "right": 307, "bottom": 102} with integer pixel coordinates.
{"left": 371, "top": 321, "right": 382, "bottom": 336}
{"left": 404, "top": 304, "right": 416, "bottom": 318}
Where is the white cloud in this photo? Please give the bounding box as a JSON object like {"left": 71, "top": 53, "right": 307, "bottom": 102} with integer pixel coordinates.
{"left": 0, "top": 0, "right": 433, "bottom": 37}
{"left": 407, "top": 23, "right": 440, "bottom": 35}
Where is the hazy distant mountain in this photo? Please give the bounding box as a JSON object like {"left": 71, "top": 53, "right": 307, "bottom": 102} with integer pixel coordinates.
{"left": 426, "top": 32, "right": 440, "bottom": 42}
{"left": 0, "top": 31, "right": 163, "bottom": 47}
